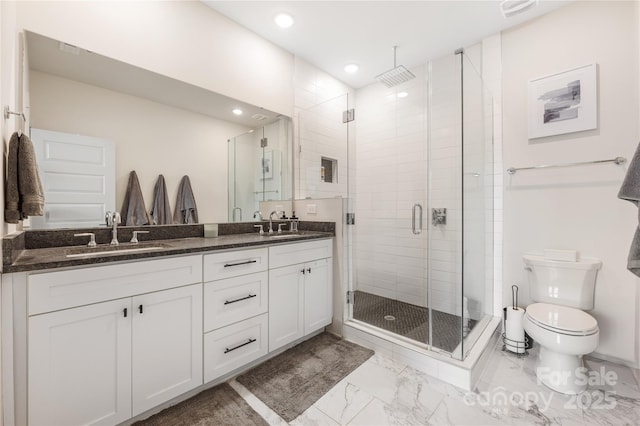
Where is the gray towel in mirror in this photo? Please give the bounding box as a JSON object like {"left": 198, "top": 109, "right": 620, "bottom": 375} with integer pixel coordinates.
{"left": 121, "top": 171, "right": 150, "bottom": 226}
{"left": 618, "top": 141, "right": 640, "bottom": 277}
{"left": 150, "top": 174, "right": 172, "bottom": 225}
{"left": 173, "top": 175, "right": 198, "bottom": 224}
{"left": 5, "top": 132, "right": 45, "bottom": 223}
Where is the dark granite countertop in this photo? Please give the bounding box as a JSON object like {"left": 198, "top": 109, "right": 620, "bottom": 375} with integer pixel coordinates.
{"left": 3, "top": 221, "right": 335, "bottom": 273}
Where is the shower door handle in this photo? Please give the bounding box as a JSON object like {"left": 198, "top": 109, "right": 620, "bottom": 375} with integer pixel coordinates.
{"left": 412, "top": 203, "right": 423, "bottom": 235}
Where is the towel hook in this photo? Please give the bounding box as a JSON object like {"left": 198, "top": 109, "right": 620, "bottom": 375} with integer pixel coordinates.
{"left": 4, "top": 106, "right": 26, "bottom": 137}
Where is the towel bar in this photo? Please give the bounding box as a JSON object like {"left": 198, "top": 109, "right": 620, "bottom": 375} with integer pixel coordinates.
{"left": 507, "top": 156, "right": 626, "bottom": 175}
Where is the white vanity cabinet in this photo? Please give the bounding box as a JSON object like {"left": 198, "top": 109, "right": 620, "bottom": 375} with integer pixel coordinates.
{"left": 5, "top": 238, "right": 335, "bottom": 426}
{"left": 29, "top": 298, "right": 132, "bottom": 426}
{"left": 268, "top": 240, "right": 333, "bottom": 352}
{"left": 25, "top": 256, "right": 203, "bottom": 425}
{"left": 202, "top": 248, "right": 269, "bottom": 383}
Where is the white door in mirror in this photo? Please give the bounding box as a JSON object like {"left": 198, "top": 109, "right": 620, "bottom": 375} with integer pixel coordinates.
{"left": 30, "top": 128, "right": 115, "bottom": 229}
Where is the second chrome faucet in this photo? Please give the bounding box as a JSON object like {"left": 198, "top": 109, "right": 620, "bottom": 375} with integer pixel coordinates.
{"left": 105, "top": 211, "right": 121, "bottom": 245}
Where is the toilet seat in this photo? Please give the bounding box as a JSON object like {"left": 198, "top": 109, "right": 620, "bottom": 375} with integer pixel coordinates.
{"left": 525, "top": 303, "right": 598, "bottom": 336}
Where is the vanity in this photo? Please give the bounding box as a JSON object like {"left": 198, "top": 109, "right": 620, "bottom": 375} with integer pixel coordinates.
{"left": 1, "top": 223, "right": 334, "bottom": 425}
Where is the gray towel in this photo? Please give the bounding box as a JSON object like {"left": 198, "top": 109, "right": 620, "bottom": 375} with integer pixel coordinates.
{"left": 5, "top": 132, "right": 44, "bottom": 223}
{"left": 618, "top": 142, "right": 640, "bottom": 276}
{"left": 120, "top": 171, "right": 150, "bottom": 226}
{"left": 173, "top": 175, "right": 198, "bottom": 224}
{"left": 150, "top": 174, "right": 172, "bottom": 225}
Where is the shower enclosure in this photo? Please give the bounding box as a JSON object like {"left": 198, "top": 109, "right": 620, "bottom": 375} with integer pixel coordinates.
{"left": 298, "top": 47, "right": 494, "bottom": 361}
{"left": 228, "top": 117, "right": 292, "bottom": 222}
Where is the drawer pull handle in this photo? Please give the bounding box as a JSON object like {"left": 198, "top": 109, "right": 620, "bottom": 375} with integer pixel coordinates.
{"left": 224, "top": 338, "right": 257, "bottom": 354}
{"left": 224, "top": 294, "right": 257, "bottom": 305}
{"left": 123, "top": 308, "right": 128, "bottom": 318}
{"left": 224, "top": 260, "right": 257, "bottom": 268}
{"left": 138, "top": 305, "right": 143, "bottom": 314}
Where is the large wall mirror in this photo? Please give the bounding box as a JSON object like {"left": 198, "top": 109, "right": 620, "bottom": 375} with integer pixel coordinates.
{"left": 25, "top": 31, "right": 293, "bottom": 229}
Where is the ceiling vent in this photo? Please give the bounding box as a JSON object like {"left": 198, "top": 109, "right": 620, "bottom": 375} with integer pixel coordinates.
{"left": 500, "top": 0, "right": 538, "bottom": 18}
{"left": 58, "top": 41, "right": 81, "bottom": 55}
{"left": 252, "top": 113, "right": 269, "bottom": 121}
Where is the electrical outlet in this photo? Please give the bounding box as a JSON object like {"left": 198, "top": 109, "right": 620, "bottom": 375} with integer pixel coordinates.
{"left": 307, "top": 204, "right": 317, "bottom": 214}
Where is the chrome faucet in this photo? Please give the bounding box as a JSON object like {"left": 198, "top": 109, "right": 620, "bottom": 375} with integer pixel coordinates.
{"left": 253, "top": 210, "right": 263, "bottom": 220}
{"left": 105, "top": 211, "right": 121, "bottom": 245}
{"left": 232, "top": 207, "right": 242, "bottom": 222}
{"left": 268, "top": 210, "right": 284, "bottom": 234}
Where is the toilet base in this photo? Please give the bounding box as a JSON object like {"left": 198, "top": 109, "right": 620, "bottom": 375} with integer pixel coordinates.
{"left": 536, "top": 346, "right": 586, "bottom": 395}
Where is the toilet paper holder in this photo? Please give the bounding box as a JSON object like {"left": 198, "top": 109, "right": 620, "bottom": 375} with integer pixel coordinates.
{"left": 501, "top": 330, "right": 529, "bottom": 357}
{"left": 502, "top": 285, "right": 530, "bottom": 357}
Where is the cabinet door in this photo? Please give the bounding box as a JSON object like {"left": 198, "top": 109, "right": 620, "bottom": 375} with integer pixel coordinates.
{"left": 131, "top": 284, "right": 203, "bottom": 416}
{"left": 29, "top": 299, "right": 132, "bottom": 426}
{"left": 268, "top": 264, "right": 304, "bottom": 352}
{"left": 304, "top": 258, "right": 333, "bottom": 335}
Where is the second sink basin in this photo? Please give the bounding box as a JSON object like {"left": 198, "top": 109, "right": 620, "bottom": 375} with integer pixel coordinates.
{"left": 66, "top": 242, "right": 170, "bottom": 258}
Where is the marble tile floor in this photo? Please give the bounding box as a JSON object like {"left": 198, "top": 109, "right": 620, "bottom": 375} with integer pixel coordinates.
{"left": 229, "top": 341, "right": 640, "bottom": 425}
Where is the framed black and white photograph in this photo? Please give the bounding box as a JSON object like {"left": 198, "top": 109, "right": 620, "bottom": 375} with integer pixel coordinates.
{"left": 528, "top": 63, "right": 597, "bottom": 139}
{"left": 261, "top": 150, "right": 273, "bottom": 180}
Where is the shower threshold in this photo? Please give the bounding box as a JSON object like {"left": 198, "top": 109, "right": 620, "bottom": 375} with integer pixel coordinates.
{"left": 343, "top": 314, "right": 501, "bottom": 391}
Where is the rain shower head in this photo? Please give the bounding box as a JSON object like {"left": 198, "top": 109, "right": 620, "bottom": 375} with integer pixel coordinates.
{"left": 375, "top": 46, "right": 415, "bottom": 88}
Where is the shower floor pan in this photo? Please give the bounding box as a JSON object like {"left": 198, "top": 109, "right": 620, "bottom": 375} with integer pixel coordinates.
{"left": 352, "top": 291, "right": 476, "bottom": 353}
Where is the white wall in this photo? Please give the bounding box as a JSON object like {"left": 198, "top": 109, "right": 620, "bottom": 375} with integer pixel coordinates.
{"left": 1, "top": 1, "right": 19, "bottom": 239}
{"left": 31, "top": 71, "right": 247, "bottom": 224}
{"left": 15, "top": 1, "right": 294, "bottom": 117}
{"left": 502, "top": 1, "right": 639, "bottom": 366}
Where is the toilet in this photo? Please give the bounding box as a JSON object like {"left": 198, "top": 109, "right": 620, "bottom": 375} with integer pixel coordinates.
{"left": 522, "top": 253, "right": 602, "bottom": 395}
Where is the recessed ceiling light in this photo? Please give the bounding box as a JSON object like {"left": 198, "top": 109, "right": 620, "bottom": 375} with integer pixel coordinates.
{"left": 344, "top": 64, "right": 359, "bottom": 74}
{"left": 274, "top": 13, "right": 294, "bottom": 28}
{"left": 397, "top": 91, "right": 409, "bottom": 98}
{"left": 232, "top": 108, "right": 243, "bottom": 116}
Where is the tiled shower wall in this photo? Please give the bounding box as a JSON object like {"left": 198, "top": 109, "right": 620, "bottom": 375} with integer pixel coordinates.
{"left": 354, "top": 65, "right": 429, "bottom": 307}
{"left": 294, "top": 57, "right": 354, "bottom": 200}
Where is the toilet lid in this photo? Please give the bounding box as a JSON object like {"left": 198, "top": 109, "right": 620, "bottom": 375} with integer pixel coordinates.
{"left": 526, "top": 303, "right": 598, "bottom": 335}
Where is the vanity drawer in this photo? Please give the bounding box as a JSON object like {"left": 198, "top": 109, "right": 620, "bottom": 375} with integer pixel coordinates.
{"left": 203, "top": 272, "right": 268, "bottom": 332}
{"left": 269, "top": 238, "right": 333, "bottom": 269}
{"left": 203, "top": 248, "right": 268, "bottom": 282}
{"left": 28, "top": 255, "right": 202, "bottom": 315}
{"left": 203, "top": 313, "right": 268, "bottom": 383}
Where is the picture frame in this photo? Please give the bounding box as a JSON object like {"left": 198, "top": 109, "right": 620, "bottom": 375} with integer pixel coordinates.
{"left": 528, "top": 63, "right": 597, "bottom": 139}
{"left": 261, "top": 150, "right": 273, "bottom": 180}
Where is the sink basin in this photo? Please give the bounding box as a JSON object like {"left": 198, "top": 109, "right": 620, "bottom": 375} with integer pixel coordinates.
{"left": 66, "top": 243, "right": 170, "bottom": 258}
{"left": 262, "top": 232, "right": 301, "bottom": 239}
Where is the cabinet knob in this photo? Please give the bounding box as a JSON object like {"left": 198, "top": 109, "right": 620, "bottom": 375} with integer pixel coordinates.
{"left": 138, "top": 305, "right": 143, "bottom": 314}
{"left": 307, "top": 268, "right": 311, "bottom": 274}
{"left": 123, "top": 308, "right": 128, "bottom": 318}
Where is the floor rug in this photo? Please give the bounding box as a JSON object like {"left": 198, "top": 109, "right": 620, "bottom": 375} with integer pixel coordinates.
{"left": 236, "top": 332, "right": 374, "bottom": 422}
{"left": 133, "top": 382, "right": 268, "bottom": 426}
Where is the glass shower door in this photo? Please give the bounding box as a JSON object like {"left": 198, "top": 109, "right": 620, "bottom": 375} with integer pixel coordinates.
{"left": 459, "top": 52, "right": 494, "bottom": 359}
{"left": 349, "top": 64, "right": 431, "bottom": 347}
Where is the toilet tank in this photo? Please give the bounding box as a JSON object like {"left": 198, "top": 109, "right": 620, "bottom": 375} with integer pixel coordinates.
{"left": 523, "top": 254, "right": 602, "bottom": 309}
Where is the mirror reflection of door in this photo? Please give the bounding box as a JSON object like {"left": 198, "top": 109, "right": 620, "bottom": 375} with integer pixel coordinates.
{"left": 30, "top": 128, "right": 115, "bottom": 229}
